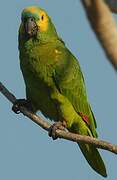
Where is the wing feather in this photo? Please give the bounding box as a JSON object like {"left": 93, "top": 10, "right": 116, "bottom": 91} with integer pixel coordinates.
{"left": 54, "top": 45, "right": 97, "bottom": 137}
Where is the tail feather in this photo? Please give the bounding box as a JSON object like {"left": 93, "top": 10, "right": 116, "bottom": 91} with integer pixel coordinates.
{"left": 78, "top": 142, "right": 107, "bottom": 177}
{"left": 70, "top": 114, "right": 107, "bottom": 177}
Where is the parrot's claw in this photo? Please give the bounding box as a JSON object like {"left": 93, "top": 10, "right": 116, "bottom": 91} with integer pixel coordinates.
{"left": 12, "top": 99, "right": 33, "bottom": 114}
{"left": 49, "top": 121, "right": 66, "bottom": 140}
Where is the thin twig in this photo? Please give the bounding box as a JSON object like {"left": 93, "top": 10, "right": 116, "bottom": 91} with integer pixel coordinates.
{"left": 0, "top": 81, "right": 117, "bottom": 154}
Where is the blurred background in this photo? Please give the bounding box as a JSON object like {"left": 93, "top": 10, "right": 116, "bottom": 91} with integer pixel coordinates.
{"left": 0, "top": 0, "right": 117, "bottom": 179}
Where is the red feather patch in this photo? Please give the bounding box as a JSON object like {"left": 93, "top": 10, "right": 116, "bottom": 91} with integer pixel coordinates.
{"left": 78, "top": 112, "right": 89, "bottom": 124}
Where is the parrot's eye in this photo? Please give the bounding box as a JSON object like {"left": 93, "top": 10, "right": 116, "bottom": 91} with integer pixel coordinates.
{"left": 41, "top": 15, "right": 44, "bottom": 21}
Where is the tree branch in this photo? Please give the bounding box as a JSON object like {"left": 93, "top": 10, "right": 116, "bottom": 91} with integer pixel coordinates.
{"left": 81, "top": 0, "right": 117, "bottom": 70}
{"left": 0, "top": 81, "right": 117, "bottom": 154}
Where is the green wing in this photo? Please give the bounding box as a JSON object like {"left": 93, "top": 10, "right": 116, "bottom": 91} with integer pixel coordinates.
{"left": 53, "top": 44, "right": 97, "bottom": 137}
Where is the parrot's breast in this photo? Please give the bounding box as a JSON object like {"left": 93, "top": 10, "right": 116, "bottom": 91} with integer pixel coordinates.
{"left": 19, "top": 41, "right": 59, "bottom": 121}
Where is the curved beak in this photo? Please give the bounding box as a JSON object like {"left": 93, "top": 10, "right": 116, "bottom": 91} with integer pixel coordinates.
{"left": 24, "top": 17, "right": 38, "bottom": 37}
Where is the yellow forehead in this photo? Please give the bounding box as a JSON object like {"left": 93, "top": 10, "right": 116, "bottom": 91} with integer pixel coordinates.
{"left": 24, "top": 6, "right": 39, "bottom": 14}
{"left": 24, "top": 6, "right": 46, "bottom": 18}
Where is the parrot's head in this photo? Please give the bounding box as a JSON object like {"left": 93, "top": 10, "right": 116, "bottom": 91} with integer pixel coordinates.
{"left": 19, "top": 6, "right": 58, "bottom": 42}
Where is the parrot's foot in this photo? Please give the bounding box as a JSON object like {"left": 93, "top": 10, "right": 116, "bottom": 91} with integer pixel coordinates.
{"left": 12, "top": 99, "right": 33, "bottom": 114}
{"left": 49, "top": 121, "right": 66, "bottom": 140}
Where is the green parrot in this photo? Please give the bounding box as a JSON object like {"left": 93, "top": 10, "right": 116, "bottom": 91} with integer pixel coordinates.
{"left": 16, "top": 6, "right": 107, "bottom": 177}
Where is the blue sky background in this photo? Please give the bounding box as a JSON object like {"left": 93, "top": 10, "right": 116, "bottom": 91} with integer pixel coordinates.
{"left": 0, "top": 0, "right": 117, "bottom": 180}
